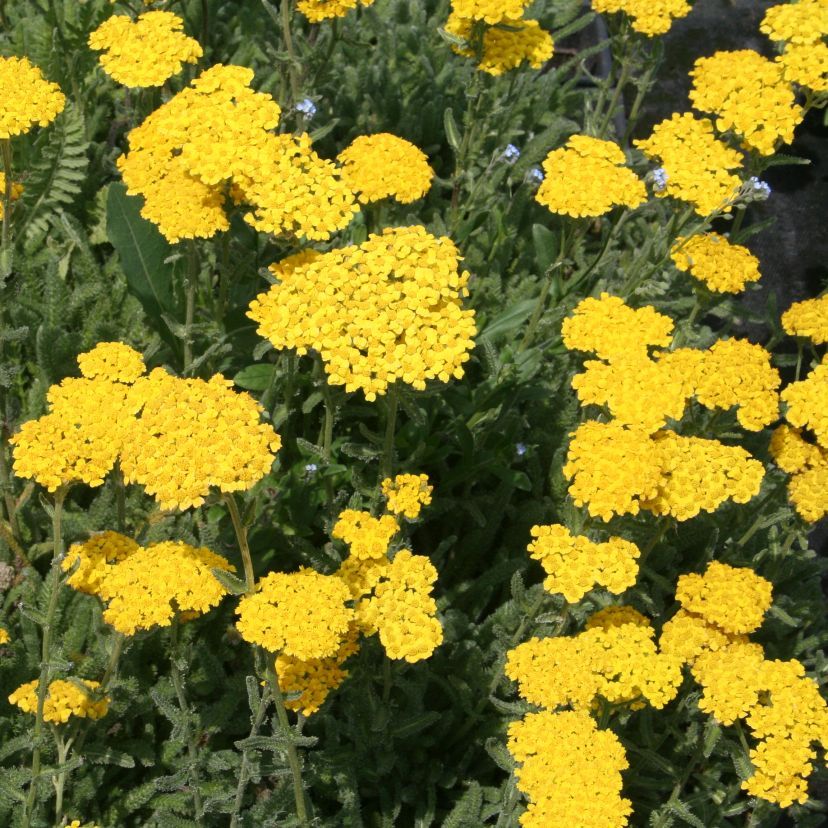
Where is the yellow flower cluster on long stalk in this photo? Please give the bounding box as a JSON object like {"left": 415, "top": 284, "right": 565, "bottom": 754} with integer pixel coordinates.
{"left": 660, "top": 562, "right": 828, "bottom": 807}
{"left": 248, "top": 226, "right": 476, "bottom": 401}
{"left": 89, "top": 11, "right": 202, "bottom": 87}
{"left": 535, "top": 135, "right": 646, "bottom": 218}
{"left": 635, "top": 113, "right": 744, "bottom": 215}
{"left": 762, "top": 0, "right": 828, "bottom": 90}
{"left": 689, "top": 50, "right": 803, "bottom": 156}
{"left": 337, "top": 133, "right": 433, "bottom": 204}
{"left": 8, "top": 679, "right": 109, "bottom": 723}
{"left": 591, "top": 0, "right": 692, "bottom": 36}
{"left": 297, "top": 0, "right": 374, "bottom": 23}
{"left": 0, "top": 56, "right": 65, "bottom": 138}
{"left": 380, "top": 473, "right": 433, "bottom": 519}
{"left": 671, "top": 232, "right": 762, "bottom": 293}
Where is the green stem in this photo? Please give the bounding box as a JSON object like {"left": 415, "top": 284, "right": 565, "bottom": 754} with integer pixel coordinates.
{"left": 598, "top": 48, "right": 633, "bottom": 138}
{"left": 183, "top": 241, "right": 198, "bottom": 374}
{"left": 281, "top": 0, "right": 301, "bottom": 103}
{"left": 380, "top": 385, "right": 399, "bottom": 480}
{"left": 622, "top": 60, "right": 657, "bottom": 144}
{"left": 170, "top": 616, "right": 204, "bottom": 822}
{"left": 52, "top": 728, "right": 71, "bottom": 827}
{"left": 0, "top": 430, "right": 19, "bottom": 541}
{"left": 230, "top": 683, "right": 272, "bottom": 828}
{"left": 1, "top": 138, "right": 12, "bottom": 258}
{"left": 224, "top": 492, "right": 255, "bottom": 593}
{"left": 114, "top": 462, "right": 126, "bottom": 533}
{"left": 265, "top": 657, "right": 310, "bottom": 827}
{"left": 23, "top": 486, "right": 68, "bottom": 828}
{"left": 730, "top": 206, "right": 747, "bottom": 240}
{"left": 382, "top": 656, "right": 392, "bottom": 704}
{"left": 795, "top": 340, "right": 804, "bottom": 382}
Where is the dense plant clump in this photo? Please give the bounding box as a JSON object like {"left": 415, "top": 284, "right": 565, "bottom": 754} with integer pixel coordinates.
{"left": 0, "top": 1, "right": 826, "bottom": 827}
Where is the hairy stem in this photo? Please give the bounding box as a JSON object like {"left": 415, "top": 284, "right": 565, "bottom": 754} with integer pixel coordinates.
{"left": 230, "top": 683, "right": 272, "bottom": 827}
{"left": 224, "top": 492, "right": 255, "bottom": 593}
{"left": 380, "top": 385, "right": 399, "bottom": 480}
{"left": 183, "top": 241, "right": 198, "bottom": 373}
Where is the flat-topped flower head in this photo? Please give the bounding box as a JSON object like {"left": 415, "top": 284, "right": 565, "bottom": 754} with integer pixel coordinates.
{"left": 761, "top": 0, "right": 828, "bottom": 45}
{"left": 248, "top": 226, "right": 476, "bottom": 400}
{"left": 659, "top": 608, "right": 750, "bottom": 665}
{"left": 778, "top": 41, "right": 828, "bottom": 91}
{"left": 689, "top": 50, "right": 803, "bottom": 156}
{"left": 676, "top": 561, "right": 773, "bottom": 635}
{"left": 63, "top": 531, "right": 140, "bottom": 595}
{"left": 98, "top": 541, "right": 233, "bottom": 635}
{"left": 449, "top": 0, "right": 532, "bottom": 24}
{"left": 297, "top": 0, "right": 375, "bottom": 23}
{"left": 671, "top": 232, "right": 762, "bottom": 293}
{"left": 782, "top": 355, "right": 828, "bottom": 447}
{"left": 89, "top": 11, "right": 202, "bottom": 88}
{"left": 120, "top": 368, "right": 281, "bottom": 510}
{"left": 770, "top": 425, "right": 828, "bottom": 522}
{"left": 236, "top": 569, "right": 354, "bottom": 660}
{"left": 381, "top": 473, "right": 433, "bottom": 519}
{"left": 9, "top": 679, "right": 109, "bottom": 724}
{"left": 527, "top": 524, "right": 640, "bottom": 603}
{"left": 782, "top": 295, "right": 828, "bottom": 343}
{"left": 338, "top": 133, "right": 433, "bottom": 204}
{"left": 77, "top": 342, "right": 146, "bottom": 384}
{"left": 332, "top": 509, "right": 400, "bottom": 559}
{"left": 0, "top": 56, "right": 65, "bottom": 138}
{"left": 535, "top": 135, "right": 646, "bottom": 218}
{"left": 635, "top": 113, "right": 743, "bottom": 215}
{"left": 591, "top": 0, "right": 692, "bottom": 36}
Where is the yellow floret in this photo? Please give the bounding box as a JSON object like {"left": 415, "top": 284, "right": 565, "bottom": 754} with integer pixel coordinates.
{"left": 8, "top": 678, "right": 109, "bottom": 723}
{"left": 0, "top": 56, "right": 65, "bottom": 139}
{"left": 671, "top": 232, "right": 762, "bottom": 293}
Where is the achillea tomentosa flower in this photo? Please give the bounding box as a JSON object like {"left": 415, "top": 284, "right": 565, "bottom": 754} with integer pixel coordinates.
{"left": 450, "top": 0, "right": 533, "bottom": 24}
{"left": 297, "top": 0, "right": 374, "bottom": 23}
{"left": 689, "top": 50, "right": 803, "bottom": 156}
{"left": 337, "top": 133, "right": 434, "bottom": 204}
{"left": 782, "top": 295, "right": 828, "bottom": 343}
{"left": 332, "top": 510, "right": 400, "bottom": 560}
{"left": 62, "top": 531, "right": 140, "bottom": 595}
{"left": 89, "top": 11, "right": 202, "bottom": 88}
{"left": 0, "top": 627, "right": 9, "bottom": 645}
{"left": 781, "top": 355, "right": 828, "bottom": 446}
{"left": 8, "top": 679, "right": 109, "bottom": 723}
{"left": 635, "top": 113, "right": 743, "bottom": 215}
{"left": 0, "top": 172, "right": 23, "bottom": 219}
{"left": 771, "top": 425, "right": 828, "bottom": 522}
{"left": 761, "top": 0, "right": 828, "bottom": 45}
{"left": 671, "top": 232, "right": 762, "bottom": 294}
{"left": 535, "top": 135, "right": 646, "bottom": 218}
{"left": 0, "top": 56, "right": 65, "bottom": 138}
{"left": 248, "top": 226, "right": 476, "bottom": 401}
{"left": 380, "top": 473, "right": 433, "bottom": 519}
{"left": 591, "top": 0, "right": 692, "bottom": 36}
{"left": 777, "top": 41, "right": 828, "bottom": 92}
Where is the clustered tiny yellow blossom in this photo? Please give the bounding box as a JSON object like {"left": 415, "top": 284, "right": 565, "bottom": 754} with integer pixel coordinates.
{"left": 635, "top": 113, "right": 743, "bottom": 215}
{"left": 449, "top": 0, "right": 532, "bottom": 24}
{"left": 276, "top": 627, "right": 360, "bottom": 716}
{"left": 507, "top": 709, "right": 632, "bottom": 828}
{"left": 8, "top": 678, "right": 109, "bottom": 723}
{"left": 77, "top": 341, "right": 146, "bottom": 383}
{"left": 671, "top": 232, "right": 762, "bottom": 293}
{"left": 296, "top": 0, "right": 374, "bottom": 23}
{"left": 689, "top": 50, "right": 803, "bottom": 156}
{"left": 381, "top": 473, "right": 433, "bottom": 519}
{"left": 248, "top": 226, "right": 476, "bottom": 401}
{"left": 62, "top": 531, "right": 140, "bottom": 595}
{"left": 89, "top": 11, "right": 202, "bottom": 88}
{"left": 590, "top": 0, "right": 692, "bottom": 36}
{"left": 585, "top": 605, "right": 651, "bottom": 631}
{"left": 98, "top": 541, "right": 234, "bottom": 635}
{"left": 535, "top": 136, "right": 646, "bottom": 218}
{"left": 338, "top": 134, "right": 433, "bottom": 204}
{"left": 659, "top": 608, "right": 750, "bottom": 665}
{"left": 332, "top": 510, "right": 400, "bottom": 559}
{"left": 0, "top": 628, "right": 9, "bottom": 645}
{"left": 770, "top": 425, "right": 828, "bottom": 522}
{"left": 781, "top": 355, "right": 828, "bottom": 446}
{"left": 778, "top": 41, "right": 828, "bottom": 92}
{"left": 445, "top": 13, "right": 554, "bottom": 76}
{"left": 0, "top": 172, "right": 24, "bottom": 219}
{"left": 527, "top": 524, "right": 640, "bottom": 603}
{"left": 760, "top": 0, "right": 828, "bottom": 44}
{"left": 236, "top": 569, "right": 354, "bottom": 660}
{"left": 66, "top": 820, "right": 100, "bottom": 828}
{"left": 0, "top": 56, "right": 65, "bottom": 139}
{"left": 782, "top": 295, "right": 828, "bottom": 343}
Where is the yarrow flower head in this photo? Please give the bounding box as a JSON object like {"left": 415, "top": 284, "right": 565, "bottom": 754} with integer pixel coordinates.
{"left": 62, "top": 531, "right": 140, "bottom": 595}
{"left": 9, "top": 679, "right": 109, "bottom": 723}
{"left": 98, "top": 541, "right": 235, "bottom": 635}
{"left": 0, "top": 172, "right": 23, "bottom": 219}
{"left": 248, "top": 226, "right": 476, "bottom": 401}
{"left": 236, "top": 569, "right": 354, "bottom": 660}
{"left": 0, "top": 628, "right": 9, "bottom": 645}
{"left": 535, "top": 135, "right": 646, "bottom": 218}
{"left": 781, "top": 355, "right": 828, "bottom": 447}
{"left": 381, "top": 473, "right": 433, "bottom": 519}
{"left": 296, "top": 0, "right": 374, "bottom": 23}
{"left": 590, "top": 0, "right": 692, "bottom": 36}
{"left": 778, "top": 41, "right": 828, "bottom": 92}
{"left": 782, "top": 295, "right": 828, "bottom": 344}
{"left": 760, "top": 0, "right": 828, "bottom": 45}
{"left": 0, "top": 56, "right": 65, "bottom": 139}
{"left": 332, "top": 509, "right": 399, "bottom": 560}
{"left": 89, "top": 11, "right": 202, "bottom": 88}
{"left": 337, "top": 133, "right": 434, "bottom": 204}
{"left": 449, "top": 0, "right": 532, "bottom": 25}
{"left": 671, "top": 232, "right": 762, "bottom": 294}
{"left": 77, "top": 341, "right": 146, "bottom": 383}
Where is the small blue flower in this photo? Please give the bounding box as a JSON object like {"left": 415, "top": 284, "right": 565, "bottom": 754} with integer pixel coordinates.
{"left": 748, "top": 177, "right": 771, "bottom": 200}
{"left": 295, "top": 98, "right": 317, "bottom": 119}
{"left": 527, "top": 166, "right": 544, "bottom": 185}
{"left": 501, "top": 144, "right": 521, "bottom": 164}
{"left": 652, "top": 167, "right": 669, "bottom": 192}
{"left": 305, "top": 463, "right": 318, "bottom": 474}
{"left": 516, "top": 443, "right": 527, "bottom": 457}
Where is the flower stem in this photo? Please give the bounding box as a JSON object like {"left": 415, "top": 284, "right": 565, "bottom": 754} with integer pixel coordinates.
{"left": 380, "top": 385, "right": 399, "bottom": 480}
{"left": 1, "top": 138, "right": 12, "bottom": 263}
{"left": 23, "top": 486, "right": 68, "bottom": 828}
{"left": 265, "top": 656, "right": 309, "bottom": 827}
{"left": 280, "top": 0, "right": 300, "bottom": 103}
{"left": 183, "top": 241, "right": 198, "bottom": 374}
{"left": 230, "top": 682, "right": 272, "bottom": 828}
{"left": 224, "top": 492, "right": 255, "bottom": 594}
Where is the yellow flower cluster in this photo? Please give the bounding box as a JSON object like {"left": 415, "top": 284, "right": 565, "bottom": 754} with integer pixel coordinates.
{"left": 380, "top": 473, "right": 433, "bottom": 519}
{"left": 585, "top": 605, "right": 651, "bottom": 631}
{"left": 506, "top": 618, "right": 683, "bottom": 712}
{"left": 590, "top": 0, "right": 692, "bottom": 36}
{"left": 659, "top": 608, "right": 749, "bottom": 665}
{"left": 98, "top": 541, "right": 234, "bottom": 635}
{"left": 449, "top": 0, "right": 532, "bottom": 24}
{"left": 77, "top": 341, "right": 146, "bottom": 383}
{"left": 297, "top": 0, "right": 374, "bottom": 23}
{"left": 62, "top": 531, "right": 140, "bottom": 595}
{"left": 0, "top": 172, "right": 24, "bottom": 219}
{"left": 338, "top": 133, "right": 433, "bottom": 204}
{"left": 782, "top": 355, "right": 828, "bottom": 445}
{"left": 782, "top": 294, "right": 828, "bottom": 343}
{"left": 635, "top": 113, "right": 743, "bottom": 215}
{"left": 506, "top": 709, "right": 632, "bottom": 828}
{"left": 0, "top": 56, "right": 65, "bottom": 139}
{"left": 671, "top": 232, "right": 762, "bottom": 293}
{"left": 770, "top": 425, "right": 828, "bottom": 522}
{"left": 761, "top": 0, "right": 828, "bottom": 44}
{"left": 445, "top": 13, "right": 554, "bottom": 76}
{"left": 779, "top": 41, "right": 828, "bottom": 91}
{"left": 526, "top": 524, "right": 640, "bottom": 603}
{"left": 0, "top": 628, "right": 9, "bottom": 645}
{"left": 689, "top": 50, "right": 803, "bottom": 156}
{"left": 89, "top": 11, "right": 202, "bottom": 88}
{"left": 236, "top": 569, "right": 354, "bottom": 660}
{"left": 535, "top": 136, "right": 646, "bottom": 218}
{"left": 275, "top": 627, "right": 360, "bottom": 716}
{"left": 248, "top": 226, "right": 476, "bottom": 400}
{"left": 674, "top": 561, "right": 773, "bottom": 635}
{"left": 121, "top": 368, "right": 280, "bottom": 510}
{"left": 66, "top": 821, "right": 100, "bottom": 828}
{"left": 332, "top": 510, "right": 400, "bottom": 559}
{"left": 8, "top": 679, "right": 109, "bottom": 723}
